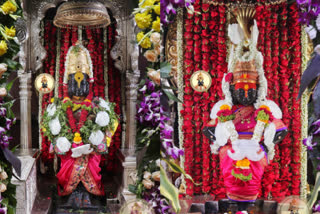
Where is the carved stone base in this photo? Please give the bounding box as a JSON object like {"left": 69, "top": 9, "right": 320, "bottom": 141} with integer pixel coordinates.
{"left": 117, "top": 149, "right": 137, "bottom": 203}
{"left": 11, "top": 153, "right": 37, "bottom": 214}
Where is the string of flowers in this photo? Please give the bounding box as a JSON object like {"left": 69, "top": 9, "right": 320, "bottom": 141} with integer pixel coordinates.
{"left": 106, "top": 23, "right": 122, "bottom": 172}
{"left": 181, "top": 0, "right": 195, "bottom": 196}
{"left": 41, "top": 21, "right": 57, "bottom": 163}
{"left": 288, "top": 2, "right": 301, "bottom": 196}
{"left": 208, "top": 3, "right": 221, "bottom": 197}
{"left": 260, "top": 5, "right": 278, "bottom": 198}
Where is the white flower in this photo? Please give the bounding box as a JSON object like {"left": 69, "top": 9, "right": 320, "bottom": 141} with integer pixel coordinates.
{"left": 142, "top": 179, "right": 154, "bottom": 189}
{"left": 150, "top": 32, "right": 161, "bottom": 45}
{"left": 315, "top": 44, "right": 320, "bottom": 55}
{"left": 56, "top": 137, "right": 71, "bottom": 153}
{"left": 317, "top": 15, "right": 320, "bottom": 31}
{"left": 99, "top": 98, "right": 110, "bottom": 111}
{"left": 95, "top": 111, "right": 110, "bottom": 127}
{"left": 143, "top": 171, "right": 152, "bottom": 180}
{"left": 49, "top": 117, "right": 61, "bottom": 135}
{"left": 0, "top": 88, "right": 7, "bottom": 97}
{"left": 305, "top": 25, "right": 317, "bottom": 40}
{"left": 89, "top": 130, "right": 104, "bottom": 146}
{"left": 152, "top": 171, "right": 160, "bottom": 182}
{"left": 0, "top": 63, "right": 7, "bottom": 74}
{"left": 0, "top": 171, "right": 8, "bottom": 180}
{"left": 0, "top": 183, "right": 6, "bottom": 192}
{"left": 46, "top": 103, "right": 56, "bottom": 117}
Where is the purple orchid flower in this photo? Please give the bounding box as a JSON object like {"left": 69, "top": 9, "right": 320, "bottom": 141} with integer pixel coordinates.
{"left": 0, "top": 207, "right": 6, "bottom": 214}
{"left": 297, "top": 0, "right": 309, "bottom": 5}
{"left": 0, "top": 108, "right": 6, "bottom": 117}
{"left": 303, "top": 135, "right": 317, "bottom": 150}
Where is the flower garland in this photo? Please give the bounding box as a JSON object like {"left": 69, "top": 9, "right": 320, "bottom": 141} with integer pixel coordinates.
{"left": 42, "top": 97, "right": 118, "bottom": 156}
{"left": 288, "top": 2, "right": 301, "bottom": 196}
{"left": 40, "top": 21, "right": 57, "bottom": 163}
{"left": 106, "top": 23, "right": 122, "bottom": 171}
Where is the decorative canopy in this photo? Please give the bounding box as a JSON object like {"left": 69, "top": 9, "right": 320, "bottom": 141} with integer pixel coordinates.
{"left": 53, "top": 0, "right": 110, "bottom": 29}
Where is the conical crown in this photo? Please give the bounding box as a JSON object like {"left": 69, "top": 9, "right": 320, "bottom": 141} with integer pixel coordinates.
{"left": 232, "top": 60, "right": 258, "bottom": 84}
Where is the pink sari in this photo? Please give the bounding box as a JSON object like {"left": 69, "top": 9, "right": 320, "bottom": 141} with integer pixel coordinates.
{"left": 218, "top": 105, "right": 285, "bottom": 201}
{"left": 57, "top": 152, "right": 105, "bottom": 196}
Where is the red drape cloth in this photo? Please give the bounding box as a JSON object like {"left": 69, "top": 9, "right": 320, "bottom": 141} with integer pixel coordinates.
{"left": 182, "top": 0, "right": 301, "bottom": 199}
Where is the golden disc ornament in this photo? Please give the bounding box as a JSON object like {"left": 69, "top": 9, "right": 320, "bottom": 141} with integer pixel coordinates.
{"left": 190, "top": 70, "right": 212, "bottom": 92}
{"left": 35, "top": 73, "right": 55, "bottom": 94}
{"left": 119, "top": 199, "right": 154, "bottom": 214}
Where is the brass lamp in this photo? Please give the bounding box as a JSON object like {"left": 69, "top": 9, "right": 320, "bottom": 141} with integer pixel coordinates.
{"left": 53, "top": 0, "right": 110, "bottom": 28}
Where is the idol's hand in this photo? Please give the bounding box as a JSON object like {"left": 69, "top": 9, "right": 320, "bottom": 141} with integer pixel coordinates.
{"left": 273, "top": 129, "right": 288, "bottom": 144}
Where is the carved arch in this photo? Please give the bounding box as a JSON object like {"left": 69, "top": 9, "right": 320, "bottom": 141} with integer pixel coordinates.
{"left": 28, "top": 0, "right": 129, "bottom": 73}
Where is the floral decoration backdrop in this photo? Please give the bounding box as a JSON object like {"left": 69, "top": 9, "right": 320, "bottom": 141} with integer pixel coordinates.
{"left": 181, "top": 0, "right": 301, "bottom": 199}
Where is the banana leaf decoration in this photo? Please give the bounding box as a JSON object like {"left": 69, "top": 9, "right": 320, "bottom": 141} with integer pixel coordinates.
{"left": 160, "top": 158, "right": 200, "bottom": 213}
{"left": 160, "top": 165, "right": 181, "bottom": 213}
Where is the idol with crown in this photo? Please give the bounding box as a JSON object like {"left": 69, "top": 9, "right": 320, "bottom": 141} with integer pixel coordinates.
{"left": 41, "top": 41, "right": 118, "bottom": 207}
{"left": 203, "top": 8, "right": 288, "bottom": 210}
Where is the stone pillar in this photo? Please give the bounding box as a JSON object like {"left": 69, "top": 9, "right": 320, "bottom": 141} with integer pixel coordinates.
{"left": 18, "top": 71, "right": 32, "bottom": 149}
{"left": 119, "top": 17, "right": 140, "bottom": 202}
{"left": 124, "top": 71, "right": 140, "bottom": 150}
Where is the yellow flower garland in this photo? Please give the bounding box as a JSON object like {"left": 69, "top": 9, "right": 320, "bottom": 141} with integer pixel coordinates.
{"left": 137, "top": 32, "right": 151, "bottom": 49}
{"left": 135, "top": 12, "right": 152, "bottom": 29}
{"left": 154, "top": 3, "right": 160, "bottom": 15}
{"left": 0, "top": 40, "right": 8, "bottom": 56}
{"left": 1, "top": 0, "right": 17, "bottom": 14}
{"left": 5, "top": 26, "right": 15, "bottom": 37}
{"left": 152, "top": 16, "right": 160, "bottom": 32}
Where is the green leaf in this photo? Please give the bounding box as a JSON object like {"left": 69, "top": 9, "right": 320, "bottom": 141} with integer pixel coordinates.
{"left": 160, "top": 62, "right": 172, "bottom": 79}
{"left": 162, "top": 85, "right": 178, "bottom": 91}
{"left": 5, "top": 78, "right": 16, "bottom": 92}
{"left": 160, "top": 165, "right": 181, "bottom": 213}
{"left": 231, "top": 169, "right": 252, "bottom": 182}
{"left": 163, "top": 89, "right": 182, "bottom": 103}
{"left": 163, "top": 158, "right": 198, "bottom": 185}
{"left": 128, "top": 184, "right": 137, "bottom": 194}
{"left": 308, "top": 173, "right": 320, "bottom": 210}
{"left": 3, "top": 58, "right": 18, "bottom": 71}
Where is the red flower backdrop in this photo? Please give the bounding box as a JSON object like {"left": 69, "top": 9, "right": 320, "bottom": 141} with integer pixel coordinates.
{"left": 181, "top": 0, "right": 301, "bottom": 199}
{"left": 40, "top": 20, "right": 122, "bottom": 172}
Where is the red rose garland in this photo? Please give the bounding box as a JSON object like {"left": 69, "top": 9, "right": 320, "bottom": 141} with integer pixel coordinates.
{"left": 192, "top": 0, "right": 203, "bottom": 195}
{"left": 182, "top": 1, "right": 196, "bottom": 195}
{"left": 208, "top": 3, "right": 220, "bottom": 197}
{"left": 288, "top": 2, "right": 301, "bottom": 195}
{"left": 106, "top": 24, "right": 122, "bottom": 172}
{"left": 201, "top": 2, "right": 211, "bottom": 194}
{"left": 41, "top": 21, "right": 57, "bottom": 163}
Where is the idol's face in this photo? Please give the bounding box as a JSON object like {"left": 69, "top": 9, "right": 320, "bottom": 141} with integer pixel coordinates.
{"left": 230, "top": 84, "right": 258, "bottom": 106}
{"left": 67, "top": 73, "right": 89, "bottom": 98}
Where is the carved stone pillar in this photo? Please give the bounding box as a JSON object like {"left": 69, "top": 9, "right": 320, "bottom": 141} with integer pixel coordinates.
{"left": 124, "top": 71, "right": 140, "bottom": 150}
{"left": 18, "top": 71, "right": 32, "bottom": 149}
